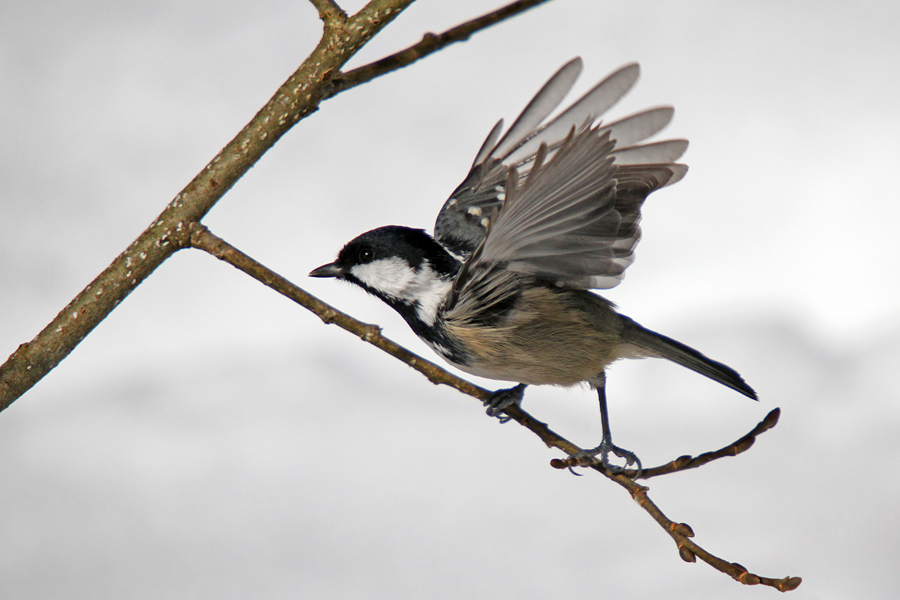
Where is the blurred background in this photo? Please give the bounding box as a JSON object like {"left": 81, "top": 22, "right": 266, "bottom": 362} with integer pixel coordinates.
{"left": 2, "top": 1, "right": 899, "bottom": 598}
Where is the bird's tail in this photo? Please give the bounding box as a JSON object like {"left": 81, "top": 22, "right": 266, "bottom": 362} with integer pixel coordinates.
{"left": 620, "top": 317, "right": 757, "bottom": 400}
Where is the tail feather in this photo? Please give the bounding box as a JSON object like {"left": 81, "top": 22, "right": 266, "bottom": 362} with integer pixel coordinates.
{"left": 620, "top": 318, "right": 757, "bottom": 400}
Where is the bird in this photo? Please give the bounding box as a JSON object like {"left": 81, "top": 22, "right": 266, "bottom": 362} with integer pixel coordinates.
{"left": 309, "top": 58, "right": 756, "bottom": 473}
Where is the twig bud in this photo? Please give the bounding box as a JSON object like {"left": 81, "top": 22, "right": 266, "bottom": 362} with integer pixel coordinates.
{"left": 678, "top": 544, "right": 696, "bottom": 563}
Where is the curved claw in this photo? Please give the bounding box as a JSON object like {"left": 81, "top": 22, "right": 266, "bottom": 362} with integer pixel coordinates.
{"left": 485, "top": 383, "right": 527, "bottom": 422}
{"left": 568, "top": 440, "right": 643, "bottom": 478}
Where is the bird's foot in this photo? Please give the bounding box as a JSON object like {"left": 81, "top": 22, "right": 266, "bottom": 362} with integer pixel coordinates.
{"left": 484, "top": 383, "right": 527, "bottom": 423}
{"left": 567, "top": 440, "right": 642, "bottom": 478}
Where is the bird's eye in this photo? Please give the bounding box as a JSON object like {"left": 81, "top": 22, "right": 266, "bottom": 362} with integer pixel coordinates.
{"left": 358, "top": 248, "right": 374, "bottom": 263}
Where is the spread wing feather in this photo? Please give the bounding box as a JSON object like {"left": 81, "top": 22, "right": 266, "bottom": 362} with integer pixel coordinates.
{"left": 434, "top": 58, "right": 687, "bottom": 262}
{"left": 479, "top": 128, "right": 626, "bottom": 287}
{"left": 448, "top": 122, "right": 687, "bottom": 316}
{"left": 489, "top": 58, "right": 584, "bottom": 163}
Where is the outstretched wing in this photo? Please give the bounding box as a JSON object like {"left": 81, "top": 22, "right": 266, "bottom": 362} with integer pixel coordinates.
{"left": 434, "top": 58, "right": 687, "bottom": 261}
{"left": 446, "top": 122, "right": 686, "bottom": 328}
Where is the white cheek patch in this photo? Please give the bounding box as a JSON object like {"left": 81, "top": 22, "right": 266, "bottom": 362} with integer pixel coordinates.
{"left": 349, "top": 257, "right": 415, "bottom": 297}
{"left": 348, "top": 257, "right": 451, "bottom": 326}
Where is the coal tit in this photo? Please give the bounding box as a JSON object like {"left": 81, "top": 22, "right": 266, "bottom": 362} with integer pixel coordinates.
{"left": 310, "top": 58, "right": 756, "bottom": 472}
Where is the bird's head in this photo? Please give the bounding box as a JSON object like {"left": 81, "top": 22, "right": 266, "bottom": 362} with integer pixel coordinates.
{"left": 310, "top": 226, "right": 460, "bottom": 325}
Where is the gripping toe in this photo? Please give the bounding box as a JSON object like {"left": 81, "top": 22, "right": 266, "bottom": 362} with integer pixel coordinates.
{"left": 484, "top": 383, "right": 527, "bottom": 421}
{"left": 568, "top": 440, "right": 643, "bottom": 478}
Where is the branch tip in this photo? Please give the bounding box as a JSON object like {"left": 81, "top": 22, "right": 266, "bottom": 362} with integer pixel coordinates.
{"left": 763, "top": 407, "right": 781, "bottom": 429}
{"left": 778, "top": 576, "right": 803, "bottom": 592}
{"left": 640, "top": 407, "right": 784, "bottom": 478}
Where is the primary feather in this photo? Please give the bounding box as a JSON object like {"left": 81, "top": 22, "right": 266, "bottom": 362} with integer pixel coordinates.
{"left": 434, "top": 58, "right": 687, "bottom": 265}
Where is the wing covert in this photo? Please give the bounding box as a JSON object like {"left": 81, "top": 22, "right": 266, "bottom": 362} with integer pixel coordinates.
{"left": 434, "top": 58, "right": 686, "bottom": 263}
{"left": 451, "top": 121, "right": 686, "bottom": 298}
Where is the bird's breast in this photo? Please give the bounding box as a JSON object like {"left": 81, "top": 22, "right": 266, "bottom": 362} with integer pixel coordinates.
{"left": 442, "top": 287, "right": 630, "bottom": 386}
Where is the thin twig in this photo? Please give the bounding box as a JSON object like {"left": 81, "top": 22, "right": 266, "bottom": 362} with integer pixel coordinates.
{"left": 325, "top": 0, "right": 553, "bottom": 99}
{"left": 639, "top": 408, "right": 782, "bottom": 478}
{"left": 189, "top": 224, "right": 800, "bottom": 592}
{"left": 548, "top": 408, "right": 782, "bottom": 479}
{"left": 622, "top": 477, "right": 802, "bottom": 592}
{"left": 189, "top": 224, "right": 484, "bottom": 397}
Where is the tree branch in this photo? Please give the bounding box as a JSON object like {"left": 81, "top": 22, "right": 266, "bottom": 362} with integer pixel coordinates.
{"left": 309, "top": 0, "right": 346, "bottom": 24}
{"left": 188, "top": 224, "right": 800, "bottom": 592}
{"left": 0, "top": 0, "right": 412, "bottom": 410}
{"left": 324, "top": 0, "right": 554, "bottom": 98}
{"left": 548, "top": 408, "right": 782, "bottom": 479}
{"left": 0, "top": 0, "right": 553, "bottom": 412}
{"left": 639, "top": 408, "right": 782, "bottom": 478}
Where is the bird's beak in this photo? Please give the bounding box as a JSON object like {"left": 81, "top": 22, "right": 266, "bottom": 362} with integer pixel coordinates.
{"left": 309, "top": 262, "right": 342, "bottom": 278}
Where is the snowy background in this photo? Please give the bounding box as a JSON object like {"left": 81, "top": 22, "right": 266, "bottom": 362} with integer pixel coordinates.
{"left": 2, "top": 1, "right": 899, "bottom": 598}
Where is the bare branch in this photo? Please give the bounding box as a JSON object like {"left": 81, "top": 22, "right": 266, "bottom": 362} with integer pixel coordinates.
{"left": 189, "top": 224, "right": 483, "bottom": 397}
{"left": 623, "top": 477, "right": 802, "bottom": 592}
{"left": 639, "top": 408, "right": 782, "bottom": 478}
{"left": 0, "top": 0, "right": 413, "bottom": 410}
{"left": 188, "top": 224, "right": 800, "bottom": 592}
{"left": 309, "top": 0, "right": 346, "bottom": 24}
{"left": 326, "top": 0, "right": 553, "bottom": 99}
{"left": 548, "top": 408, "right": 782, "bottom": 479}
{"left": 2, "top": 0, "right": 551, "bottom": 411}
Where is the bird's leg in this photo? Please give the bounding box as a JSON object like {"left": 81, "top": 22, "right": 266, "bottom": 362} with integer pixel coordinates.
{"left": 484, "top": 383, "right": 527, "bottom": 422}
{"left": 569, "top": 377, "right": 642, "bottom": 476}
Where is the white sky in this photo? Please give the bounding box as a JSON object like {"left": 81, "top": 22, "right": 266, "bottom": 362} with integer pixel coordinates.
{"left": 2, "top": 1, "right": 899, "bottom": 598}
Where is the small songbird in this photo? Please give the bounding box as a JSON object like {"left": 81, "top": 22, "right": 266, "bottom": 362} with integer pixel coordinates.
{"left": 310, "top": 58, "right": 756, "bottom": 472}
